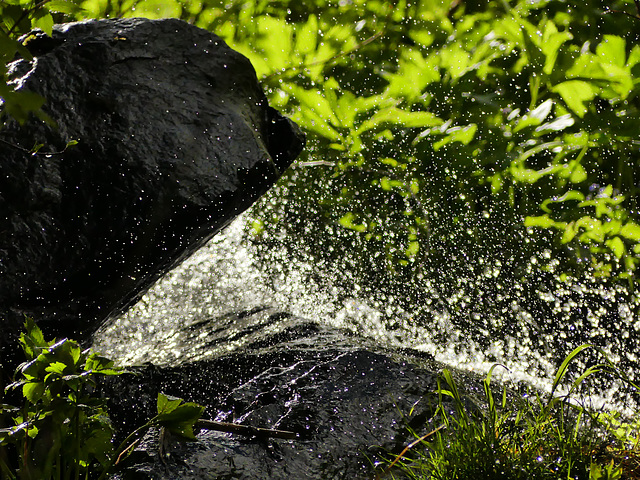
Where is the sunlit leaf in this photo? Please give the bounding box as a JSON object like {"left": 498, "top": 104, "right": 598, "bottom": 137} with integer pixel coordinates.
{"left": 405, "top": 240, "right": 419, "bottom": 258}
{"left": 23, "top": 381, "right": 45, "bottom": 403}
{"left": 552, "top": 80, "right": 597, "bottom": 118}
{"left": 339, "top": 212, "right": 367, "bottom": 232}
{"left": 31, "top": 10, "right": 54, "bottom": 36}
{"left": 620, "top": 222, "right": 640, "bottom": 242}
{"left": 541, "top": 190, "right": 585, "bottom": 213}
{"left": 127, "top": 0, "right": 182, "bottom": 19}
{"left": 529, "top": 99, "right": 553, "bottom": 123}
{"left": 295, "top": 14, "right": 318, "bottom": 55}
{"left": 385, "top": 48, "right": 439, "bottom": 101}
{"left": 47, "top": 0, "right": 84, "bottom": 14}
{"left": 561, "top": 223, "right": 577, "bottom": 243}
{"left": 440, "top": 44, "right": 471, "bottom": 79}
{"left": 510, "top": 166, "right": 542, "bottom": 183}
{"left": 524, "top": 215, "right": 557, "bottom": 229}
{"left": 605, "top": 237, "right": 625, "bottom": 259}
{"left": 433, "top": 124, "right": 477, "bottom": 149}
{"left": 45, "top": 361, "right": 68, "bottom": 375}
{"left": 157, "top": 393, "right": 183, "bottom": 415}
{"left": 358, "top": 107, "right": 442, "bottom": 134}
{"left": 576, "top": 216, "right": 605, "bottom": 242}
{"left": 540, "top": 20, "right": 572, "bottom": 74}
{"left": 596, "top": 35, "right": 626, "bottom": 69}
{"left": 627, "top": 44, "right": 640, "bottom": 69}
{"left": 535, "top": 114, "right": 574, "bottom": 133}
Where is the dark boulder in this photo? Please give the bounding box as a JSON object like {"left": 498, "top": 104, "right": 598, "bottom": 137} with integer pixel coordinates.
{"left": 0, "top": 18, "right": 304, "bottom": 356}
{"left": 99, "top": 309, "right": 443, "bottom": 480}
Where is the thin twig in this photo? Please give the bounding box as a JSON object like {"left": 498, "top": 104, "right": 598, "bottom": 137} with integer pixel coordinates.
{"left": 0, "top": 138, "right": 75, "bottom": 156}
{"left": 603, "top": 6, "right": 640, "bottom": 19}
{"left": 195, "top": 419, "right": 298, "bottom": 440}
{"left": 377, "top": 424, "right": 446, "bottom": 479}
{"left": 294, "top": 160, "right": 335, "bottom": 167}
{"left": 114, "top": 438, "right": 140, "bottom": 465}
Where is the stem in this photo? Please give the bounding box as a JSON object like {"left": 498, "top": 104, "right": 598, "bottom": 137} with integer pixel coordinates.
{"left": 97, "top": 415, "right": 299, "bottom": 479}
{"left": 73, "top": 407, "right": 79, "bottom": 480}
{"left": 96, "top": 421, "right": 154, "bottom": 480}
{"left": 377, "top": 424, "right": 446, "bottom": 479}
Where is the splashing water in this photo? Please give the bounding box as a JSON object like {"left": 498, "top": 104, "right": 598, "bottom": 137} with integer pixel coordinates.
{"left": 93, "top": 181, "right": 640, "bottom": 406}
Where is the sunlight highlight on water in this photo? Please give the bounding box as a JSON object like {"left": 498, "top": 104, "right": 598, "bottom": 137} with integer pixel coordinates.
{"left": 93, "top": 189, "right": 640, "bottom": 407}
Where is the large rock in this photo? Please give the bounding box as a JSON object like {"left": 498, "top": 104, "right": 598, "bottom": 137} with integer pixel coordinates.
{"left": 99, "top": 310, "right": 443, "bottom": 480}
{"left": 0, "top": 18, "right": 304, "bottom": 355}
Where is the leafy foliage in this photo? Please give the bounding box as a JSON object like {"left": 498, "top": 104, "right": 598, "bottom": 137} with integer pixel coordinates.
{"left": 0, "top": 318, "right": 122, "bottom": 479}
{"left": 178, "top": 0, "right": 640, "bottom": 285}
{"left": 0, "top": 0, "right": 83, "bottom": 125}
{"left": 2, "top": 2, "right": 640, "bottom": 477}
{"left": 0, "top": 320, "right": 204, "bottom": 480}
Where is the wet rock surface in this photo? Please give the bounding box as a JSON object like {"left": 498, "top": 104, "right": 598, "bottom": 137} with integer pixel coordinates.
{"left": 99, "top": 309, "right": 441, "bottom": 480}
{"left": 0, "top": 18, "right": 304, "bottom": 355}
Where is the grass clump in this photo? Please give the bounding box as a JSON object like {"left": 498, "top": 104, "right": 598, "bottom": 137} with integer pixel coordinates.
{"left": 376, "top": 345, "right": 640, "bottom": 480}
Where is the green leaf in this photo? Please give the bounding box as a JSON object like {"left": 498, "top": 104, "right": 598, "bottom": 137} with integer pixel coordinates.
{"left": 129, "top": 0, "right": 182, "bottom": 18}
{"left": 405, "top": 240, "right": 419, "bottom": 258}
{"left": 46, "top": 0, "right": 84, "bottom": 14}
{"left": 295, "top": 14, "right": 318, "bottom": 55}
{"left": 549, "top": 344, "right": 593, "bottom": 397}
{"left": 22, "top": 381, "right": 45, "bottom": 403}
{"left": 536, "top": 114, "right": 574, "bottom": 133}
{"left": 158, "top": 403, "right": 204, "bottom": 425}
{"left": 596, "top": 35, "right": 626, "bottom": 68}
{"left": 82, "top": 421, "right": 115, "bottom": 465}
{"left": 524, "top": 215, "right": 559, "bottom": 229}
{"left": 31, "top": 10, "right": 54, "bottom": 36}
{"left": 19, "top": 318, "right": 50, "bottom": 360}
{"left": 339, "top": 212, "right": 367, "bottom": 232}
{"left": 85, "top": 353, "right": 121, "bottom": 375}
{"left": 605, "top": 237, "right": 626, "bottom": 260}
{"left": 513, "top": 99, "right": 553, "bottom": 132}
{"left": 552, "top": 80, "right": 597, "bottom": 118}
{"left": 561, "top": 223, "right": 577, "bottom": 243}
{"left": 510, "top": 166, "right": 542, "bottom": 183}
{"left": 541, "top": 190, "right": 585, "bottom": 213}
{"left": 541, "top": 20, "right": 572, "bottom": 74}
{"left": 556, "top": 159, "right": 587, "bottom": 184}
{"left": 45, "top": 361, "right": 68, "bottom": 375}
{"left": 620, "top": 222, "right": 640, "bottom": 242}
{"left": 157, "top": 401, "right": 205, "bottom": 441}
{"left": 358, "top": 107, "right": 442, "bottom": 133}
{"left": 157, "top": 393, "right": 183, "bottom": 415}
{"left": 576, "top": 216, "right": 605, "bottom": 242}
{"left": 289, "top": 84, "right": 340, "bottom": 126}
{"left": 1, "top": 89, "right": 47, "bottom": 124}
{"left": 440, "top": 44, "right": 471, "bottom": 79}
{"left": 435, "top": 124, "right": 477, "bottom": 149}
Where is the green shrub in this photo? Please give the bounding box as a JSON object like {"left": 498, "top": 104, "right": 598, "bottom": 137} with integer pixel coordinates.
{"left": 0, "top": 319, "right": 203, "bottom": 480}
